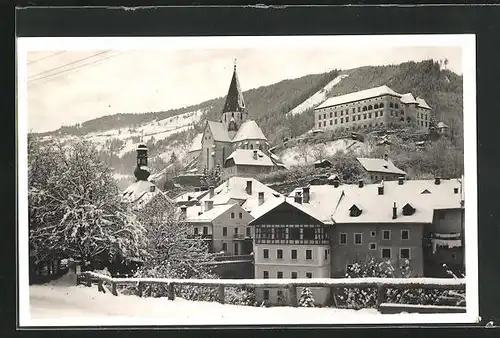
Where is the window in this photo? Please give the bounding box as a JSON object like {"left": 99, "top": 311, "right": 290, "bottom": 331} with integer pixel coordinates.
{"left": 334, "top": 119, "right": 338, "bottom": 125}
{"left": 363, "top": 113, "right": 367, "bottom": 119}
{"left": 246, "top": 227, "right": 251, "bottom": 237}
{"left": 358, "top": 114, "right": 361, "bottom": 120}
{"left": 380, "top": 102, "right": 384, "bottom": 108}
{"left": 291, "top": 272, "right": 298, "bottom": 279}
{"left": 400, "top": 248, "right": 410, "bottom": 259}
{"left": 274, "top": 228, "right": 286, "bottom": 239}
{"left": 222, "top": 242, "right": 227, "bottom": 251}
{"left": 291, "top": 249, "right": 298, "bottom": 260}
{"left": 222, "top": 227, "right": 227, "bottom": 236}
{"left": 277, "top": 249, "right": 283, "bottom": 259}
{"left": 303, "top": 228, "right": 315, "bottom": 240}
{"left": 330, "top": 112, "right": 333, "bottom": 118}
{"left": 277, "top": 271, "right": 283, "bottom": 279}
{"left": 369, "top": 243, "right": 377, "bottom": 250}
{"left": 358, "top": 107, "right": 361, "bottom": 112}
{"left": 263, "top": 290, "right": 269, "bottom": 300}
{"left": 346, "top": 116, "right": 349, "bottom": 122}
{"left": 370, "top": 231, "right": 376, "bottom": 237}
{"left": 234, "top": 227, "right": 239, "bottom": 235}
{"left": 380, "top": 111, "right": 383, "bottom": 116}
{"left": 382, "top": 248, "right": 391, "bottom": 259}
{"left": 231, "top": 212, "right": 235, "bottom": 219}
{"left": 306, "top": 272, "right": 313, "bottom": 278}
{"left": 374, "top": 103, "right": 379, "bottom": 109}
{"left": 323, "top": 121, "right": 326, "bottom": 127}
{"left": 261, "top": 227, "right": 272, "bottom": 239}
{"left": 324, "top": 249, "right": 328, "bottom": 260}
{"left": 323, "top": 114, "right": 326, "bottom": 119}
{"left": 306, "top": 250, "right": 313, "bottom": 260}
{"left": 368, "top": 113, "right": 372, "bottom": 118}
{"left": 318, "top": 123, "right": 321, "bottom": 128}
{"left": 375, "top": 111, "right": 378, "bottom": 118}
{"left": 289, "top": 228, "right": 300, "bottom": 240}
{"left": 352, "top": 108, "right": 356, "bottom": 113}
{"left": 382, "top": 230, "right": 391, "bottom": 240}
{"left": 339, "top": 233, "right": 347, "bottom": 245}
{"left": 401, "top": 230, "right": 410, "bottom": 240}
{"left": 263, "top": 271, "right": 269, "bottom": 279}
{"left": 239, "top": 212, "right": 242, "bottom": 219}
{"left": 203, "top": 227, "right": 208, "bottom": 235}
{"left": 335, "top": 111, "right": 338, "bottom": 117}
{"left": 234, "top": 242, "right": 239, "bottom": 255}
{"left": 363, "top": 106, "right": 367, "bottom": 111}
{"left": 330, "top": 120, "right": 333, "bottom": 125}
{"left": 263, "top": 249, "right": 269, "bottom": 259}
{"left": 390, "top": 102, "right": 394, "bottom": 108}
{"left": 395, "top": 103, "right": 399, "bottom": 109}
{"left": 354, "top": 233, "right": 362, "bottom": 245}
{"left": 340, "top": 118, "right": 344, "bottom": 123}
{"left": 340, "top": 110, "right": 344, "bottom": 116}
{"left": 368, "top": 105, "right": 372, "bottom": 110}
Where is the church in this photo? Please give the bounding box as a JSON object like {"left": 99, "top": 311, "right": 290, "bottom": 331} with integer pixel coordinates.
{"left": 186, "top": 63, "right": 286, "bottom": 180}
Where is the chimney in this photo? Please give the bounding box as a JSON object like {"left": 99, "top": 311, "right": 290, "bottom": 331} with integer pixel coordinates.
{"left": 180, "top": 206, "right": 187, "bottom": 219}
{"left": 398, "top": 176, "right": 404, "bottom": 185}
{"left": 246, "top": 180, "right": 253, "bottom": 195}
{"left": 392, "top": 202, "right": 397, "bottom": 219}
{"left": 302, "top": 186, "right": 310, "bottom": 203}
{"left": 435, "top": 177, "right": 441, "bottom": 185}
{"left": 209, "top": 186, "right": 214, "bottom": 198}
{"left": 378, "top": 183, "right": 384, "bottom": 195}
{"left": 150, "top": 185, "right": 156, "bottom": 192}
{"left": 253, "top": 149, "right": 258, "bottom": 160}
{"left": 358, "top": 179, "right": 364, "bottom": 188}
{"left": 205, "top": 200, "right": 214, "bottom": 211}
{"left": 258, "top": 192, "right": 265, "bottom": 206}
{"left": 294, "top": 191, "right": 302, "bottom": 204}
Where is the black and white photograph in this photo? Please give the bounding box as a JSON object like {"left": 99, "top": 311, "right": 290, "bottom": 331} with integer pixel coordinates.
{"left": 17, "top": 34, "right": 478, "bottom": 326}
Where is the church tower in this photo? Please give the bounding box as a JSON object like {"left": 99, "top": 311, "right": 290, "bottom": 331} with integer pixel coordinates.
{"left": 221, "top": 61, "right": 248, "bottom": 139}
{"left": 134, "top": 143, "right": 150, "bottom": 181}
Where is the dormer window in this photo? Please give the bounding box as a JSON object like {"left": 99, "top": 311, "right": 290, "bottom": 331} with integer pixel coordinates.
{"left": 349, "top": 204, "right": 362, "bottom": 217}
{"left": 402, "top": 203, "right": 416, "bottom": 216}
{"left": 421, "top": 189, "right": 431, "bottom": 194}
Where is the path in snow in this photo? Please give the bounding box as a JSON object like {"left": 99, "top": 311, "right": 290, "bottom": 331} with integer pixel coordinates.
{"left": 25, "top": 280, "right": 420, "bottom": 327}
{"left": 287, "top": 74, "right": 349, "bottom": 117}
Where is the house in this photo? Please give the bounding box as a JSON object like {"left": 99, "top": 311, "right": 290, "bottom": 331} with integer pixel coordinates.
{"left": 223, "top": 149, "right": 275, "bottom": 180}
{"left": 313, "top": 85, "right": 433, "bottom": 132}
{"left": 437, "top": 121, "right": 450, "bottom": 137}
{"left": 286, "top": 177, "right": 465, "bottom": 278}
{"left": 249, "top": 198, "right": 332, "bottom": 306}
{"left": 314, "top": 159, "right": 332, "bottom": 169}
{"left": 174, "top": 189, "right": 210, "bottom": 207}
{"left": 185, "top": 63, "right": 285, "bottom": 178}
{"left": 122, "top": 144, "right": 172, "bottom": 221}
{"left": 180, "top": 176, "right": 283, "bottom": 257}
{"left": 357, "top": 154, "right": 407, "bottom": 182}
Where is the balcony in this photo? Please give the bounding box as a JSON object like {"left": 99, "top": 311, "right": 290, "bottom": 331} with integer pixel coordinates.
{"left": 233, "top": 233, "right": 246, "bottom": 240}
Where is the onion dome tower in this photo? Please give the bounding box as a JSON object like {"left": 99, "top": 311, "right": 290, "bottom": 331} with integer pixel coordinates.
{"left": 221, "top": 60, "right": 248, "bottom": 139}
{"left": 134, "top": 143, "right": 150, "bottom": 181}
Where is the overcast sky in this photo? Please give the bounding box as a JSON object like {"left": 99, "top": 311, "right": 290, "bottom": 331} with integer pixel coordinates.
{"left": 26, "top": 45, "right": 462, "bottom": 133}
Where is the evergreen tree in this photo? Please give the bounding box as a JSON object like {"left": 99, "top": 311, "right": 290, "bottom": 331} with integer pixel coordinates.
{"left": 299, "top": 287, "right": 315, "bottom": 307}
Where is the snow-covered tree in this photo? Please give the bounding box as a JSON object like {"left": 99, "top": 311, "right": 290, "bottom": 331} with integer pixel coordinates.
{"left": 28, "top": 136, "right": 147, "bottom": 267}
{"left": 299, "top": 287, "right": 315, "bottom": 307}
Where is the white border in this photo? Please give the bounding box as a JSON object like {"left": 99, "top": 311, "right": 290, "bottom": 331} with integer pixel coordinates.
{"left": 17, "top": 34, "right": 478, "bottom": 327}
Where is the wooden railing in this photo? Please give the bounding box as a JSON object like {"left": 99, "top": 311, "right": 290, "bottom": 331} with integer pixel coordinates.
{"left": 80, "top": 272, "right": 465, "bottom": 311}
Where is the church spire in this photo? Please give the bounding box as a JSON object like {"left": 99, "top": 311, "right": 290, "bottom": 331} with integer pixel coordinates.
{"left": 222, "top": 60, "right": 246, "bottom": 114}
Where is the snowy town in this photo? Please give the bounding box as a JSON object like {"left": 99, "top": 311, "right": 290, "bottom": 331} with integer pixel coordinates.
{"left": 26, "top": 47, "right": 467, "bottom": 324}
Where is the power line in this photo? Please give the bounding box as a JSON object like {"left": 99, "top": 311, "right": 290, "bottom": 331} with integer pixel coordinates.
{"left": 28, "top": 51, "right": 127, "bottom": 87}
{"left": 27, "top": 51, "right": 66, "bottom": 65}
{"left": 29, "top": 50, "right": 112, "bottom": 81}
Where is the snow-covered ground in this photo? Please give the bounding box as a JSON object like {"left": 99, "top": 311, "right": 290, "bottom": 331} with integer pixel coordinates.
{"left": 287, "top": 74, "right": 349, "bottom": 116}
{"left": 27, "top": 280, "right": 428, "bottom": 327}
{"left": 279, "top": 138, "right": 371, "bottom": 167}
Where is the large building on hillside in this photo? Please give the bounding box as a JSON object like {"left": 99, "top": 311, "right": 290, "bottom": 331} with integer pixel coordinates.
{"left": 250, "top": 177, "right": 464, "bottom": 305}
{"left": 357, "top": 155, "right": 407, "bottom": 182}
{"left": 313, "top": 85, "right": 433, "bottom": 132}
{"left": 185, "top": 64, "right": 286, "bottom": 179}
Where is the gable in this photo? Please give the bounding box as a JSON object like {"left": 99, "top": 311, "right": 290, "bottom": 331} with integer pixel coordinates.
{"left": 250, "top": 201, "right": 324, "bottom": 226}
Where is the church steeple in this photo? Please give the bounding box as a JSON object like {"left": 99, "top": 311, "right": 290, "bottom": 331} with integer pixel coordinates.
{"left": 222, "top": 60, "right": 248, "bottom": 138}
{"left": 134, "top": 143, "right": 150, "bottom": 181}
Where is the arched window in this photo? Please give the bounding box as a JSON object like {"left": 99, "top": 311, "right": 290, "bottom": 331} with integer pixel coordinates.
{"left": 368, "top": 105, "right": 372, "bottom": 110}
{"left": 380, "top": 102, "right": 384, "bottom": 108}
{"left": 374, "top": 103, "right": 379, "bottom": 109}
{"left": 362, "top": 106, "right": 367, "bottom": 111}
{"left": 389, "top": 102, "right": 394, "bottom": 108}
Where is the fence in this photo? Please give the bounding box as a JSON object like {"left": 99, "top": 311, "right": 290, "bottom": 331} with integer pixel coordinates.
{"left": 80, "top": 272, "right": 465, "bottom": 312}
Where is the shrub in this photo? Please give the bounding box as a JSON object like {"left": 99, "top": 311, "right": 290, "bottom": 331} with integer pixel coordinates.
{"left": 299, "top": 287, "right": 315, "bottom": 307}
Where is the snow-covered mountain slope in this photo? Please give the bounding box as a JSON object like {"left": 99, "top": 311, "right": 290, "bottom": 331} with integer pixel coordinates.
{"left": 287, "top": 74, "right": 349, "bottom": 116}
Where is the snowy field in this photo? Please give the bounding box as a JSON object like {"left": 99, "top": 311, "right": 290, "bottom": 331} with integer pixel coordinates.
{"left": 26, "top": 279, "right": 460, "bottom": 327}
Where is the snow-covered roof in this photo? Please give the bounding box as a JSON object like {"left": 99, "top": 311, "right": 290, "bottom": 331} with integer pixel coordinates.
{"left": 437, "top": 122, "right": 449, "bottom": 129}
{"left": 399, "top": 93, "right": 419, "bottom": 105}
{"left": 357, "top": 157, "right": 407, "bottom": 175}
{"left": 174, "top": 190, "right": 210, "bottom": 204}
{"left": 198, "top": 176, "right": 282, "bottom": 213}
{"left": 286, "top": 179, "right": 464, "bottom": 225}
{"left": 250, "top": 197, "right": 325, "bottom": 225}
{"left": 225, "top": 149, "right": 274, "bottom": 167}
{"left": 315, "top": 85, "right": 401, "bottom": 110}
{"left": 232, "top": 120, "right": 267, "bottom": 142}
{"left": 416, "top": 97, "right": 432, "bottom": 110}
{"left": 186, "top": 203, "right": 237, "bottom": 223}
{"left": 206, "top": 121, "right": 231, "bottom": 142}
{"left": 188, "top": 133, "right": 203, "bottom": 153}
{"left": 122, "top": 180, "right": 169, "bottom": 210}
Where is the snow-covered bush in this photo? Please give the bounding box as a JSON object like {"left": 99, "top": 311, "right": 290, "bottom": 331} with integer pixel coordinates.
{"left": 225, "top": 287, "right": 257, "bottom": 306}
{"left": 299, "top": 287, "right": 315, "bottom": 307}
